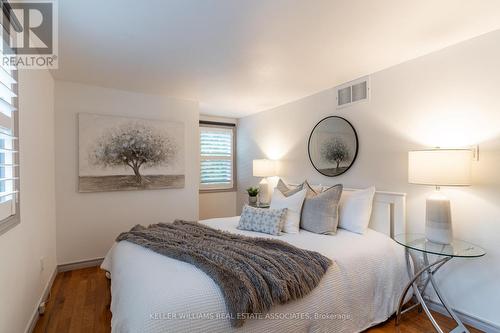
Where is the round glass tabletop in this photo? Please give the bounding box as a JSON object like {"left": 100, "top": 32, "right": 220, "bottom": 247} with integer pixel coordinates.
{"left": 393, "top": 233, "right": 486, "bottom": 258}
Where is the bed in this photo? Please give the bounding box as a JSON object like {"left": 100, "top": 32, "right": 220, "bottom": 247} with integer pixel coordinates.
{"left": 101, "top": 189, "right": 410, "bottom": 333}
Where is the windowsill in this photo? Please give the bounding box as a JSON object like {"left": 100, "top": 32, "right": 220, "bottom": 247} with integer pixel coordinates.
{"left": 0, "top": 214, "right": 20, "bottom": 236}
{"left": 199, "top": 187, "right": 237, "bottom": 194}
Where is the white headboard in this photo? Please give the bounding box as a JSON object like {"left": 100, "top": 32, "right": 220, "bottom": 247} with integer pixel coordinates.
{"left": 287, "top": 183, "right": 406, "bottom": 238}
{"left": 343, "top": 188, "right": 406, "bottom": 238}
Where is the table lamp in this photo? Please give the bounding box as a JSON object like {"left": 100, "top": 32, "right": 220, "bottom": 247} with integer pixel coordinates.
{"left": 408, "top": 149, "right": 472, "bottom": 244}
{"left": 253, "top": 159, "right": 277, "bottom": 205}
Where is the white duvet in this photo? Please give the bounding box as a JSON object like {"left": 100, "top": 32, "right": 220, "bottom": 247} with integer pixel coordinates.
{"left": 102, "top": 216, "right": 409, "bottom": 333}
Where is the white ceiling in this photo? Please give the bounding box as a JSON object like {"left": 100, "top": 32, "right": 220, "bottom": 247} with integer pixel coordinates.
{"left": 53, "top": 0, "right": 500, "bottom": 118}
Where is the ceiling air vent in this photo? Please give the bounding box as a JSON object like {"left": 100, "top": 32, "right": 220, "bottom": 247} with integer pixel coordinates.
{"left": 336, "top": 76, "right": 370, "bottom": 108}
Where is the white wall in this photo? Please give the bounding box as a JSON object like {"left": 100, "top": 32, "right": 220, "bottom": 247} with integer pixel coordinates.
{"left": 199, "top": 191, "right": 237, "bottom": 219}
{"left": 55, "top": 81, "right": 199, "bottom": 264}
{"left": 199, "top": 115, "right": 238, "bottom": 219}
{"left": 0, "top": 69, "right": 56, "bottom": 333}
{"left": 237, "top": 30, "right": 500, "bottom": 327}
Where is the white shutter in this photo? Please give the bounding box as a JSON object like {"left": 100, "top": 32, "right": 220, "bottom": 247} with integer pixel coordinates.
{"left": 200, "top": 126, "right": 234, "bottom": 190}
{"left": 0, "top": 28, "right": 18, "bottom": 224}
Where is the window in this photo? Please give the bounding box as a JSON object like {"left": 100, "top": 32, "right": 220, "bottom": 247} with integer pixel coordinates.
{"left": 0, "top": 15, "right": 19, "bottom": 235}
{"left": 199, "top": 121, "right": 236, "bottom": 191}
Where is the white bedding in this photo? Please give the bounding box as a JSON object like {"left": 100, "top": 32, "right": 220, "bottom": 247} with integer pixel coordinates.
{"left": 102, "top": 216, "right": 410, "bottom": 333}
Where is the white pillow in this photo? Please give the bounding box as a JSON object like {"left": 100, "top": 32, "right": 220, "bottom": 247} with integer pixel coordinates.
{"left": 338, "top": 187, "right": 376, "bottom": 234}
{"left": 270, "top": 188, "right": 307, "bottom": 234}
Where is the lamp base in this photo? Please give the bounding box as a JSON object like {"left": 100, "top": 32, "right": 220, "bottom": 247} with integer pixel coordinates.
{"left": 425, "top": 191, "right": 453, "bottom": 245}
{"left": 258, "top": 178, "right": 270, "bottom": 205}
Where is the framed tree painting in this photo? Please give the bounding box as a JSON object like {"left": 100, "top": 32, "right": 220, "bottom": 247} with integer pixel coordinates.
{"left": 78, "top": 113, "right": 185, "bottom": 192}
{"left": 308, "top": 116, "right": 358, "bottom": 177}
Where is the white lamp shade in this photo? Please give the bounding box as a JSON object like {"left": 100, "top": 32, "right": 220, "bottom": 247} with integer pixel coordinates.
{"left": 253, "top": 159, "right": 277, "bottom": 177}
{"left": 408, "top": 149, "right": 472, "bottom": 186}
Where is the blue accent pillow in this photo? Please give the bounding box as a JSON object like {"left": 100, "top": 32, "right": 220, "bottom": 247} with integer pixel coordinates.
{"left": 237, "top": 205, "right": 287, "bottom": 235}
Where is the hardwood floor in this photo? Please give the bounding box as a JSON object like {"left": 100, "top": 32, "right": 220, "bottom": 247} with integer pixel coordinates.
{"left": 34, "top": 267, "right": 111, "bottom": 333}
{"left": 34, "top": 267, "right": 481, "bottom": 333}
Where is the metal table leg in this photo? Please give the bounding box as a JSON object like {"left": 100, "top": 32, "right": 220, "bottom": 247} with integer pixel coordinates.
{"left": 423, "top": 253, "right": 470, "bottom": 333}
{"left": 396, "top": 249, "right": 453, "bottom": 332}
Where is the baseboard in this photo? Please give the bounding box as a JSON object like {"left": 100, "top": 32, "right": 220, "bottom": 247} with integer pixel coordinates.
{"left": 25, "top": 267, "right": 57, "bottom": 333}
{"left": 57, "top": 257, "right": 104, "bottom": 272}
{"left": 427, "top": 299, "right": 500, "bottom": 333}
{"left": 25, "top": 258, "right": 105, "bottom": 332}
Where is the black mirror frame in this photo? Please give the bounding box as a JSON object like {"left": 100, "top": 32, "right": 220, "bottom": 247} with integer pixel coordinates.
{"left": 307, "top": 116, "right": 359, "bottom": 177}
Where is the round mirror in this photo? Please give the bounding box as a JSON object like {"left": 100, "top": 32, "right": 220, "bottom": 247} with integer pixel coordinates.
{"left": 308, "top": 116, "right": 358, "bottom": 177}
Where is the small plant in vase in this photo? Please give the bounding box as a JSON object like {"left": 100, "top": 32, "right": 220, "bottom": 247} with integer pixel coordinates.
{"left": 246, "top": 187, "right": 259, "bottom": 206}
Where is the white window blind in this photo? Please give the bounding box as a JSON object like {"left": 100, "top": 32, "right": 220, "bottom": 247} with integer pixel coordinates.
{"left": 200, "top": 125, "right": 235, "bottom": 190}
{"left": 0, "top": 22, "right": 19, "bottom": 232}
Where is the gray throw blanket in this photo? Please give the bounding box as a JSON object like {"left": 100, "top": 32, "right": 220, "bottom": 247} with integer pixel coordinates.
{"left": 117, "top": 220, "right": 332, "bottom": 328}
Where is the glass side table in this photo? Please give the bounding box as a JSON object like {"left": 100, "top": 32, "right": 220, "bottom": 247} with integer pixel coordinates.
{"left": 394, "top": 233, "right": 486, "bottom": 333}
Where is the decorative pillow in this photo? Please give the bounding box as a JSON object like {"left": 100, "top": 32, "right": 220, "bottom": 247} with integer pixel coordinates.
{"left": 276, "top": 178, "right": 304, "bottom": 197}
{"left": 301, "top": 184, "right": 343, "bottom": 234}
{"left": 270, "top": 188, "right": 307, "bottom": 234}
{"left": 310, "top": 184, "right": 324, "bottom": 194}
{"left": 338, "top": 187, "right": 376, "bottom": 234}
{"left": 237, "top": 205, "right": 287, "bottom": 236}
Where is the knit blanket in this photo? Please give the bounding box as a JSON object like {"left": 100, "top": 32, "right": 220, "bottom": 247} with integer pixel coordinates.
{"left": 116, "top": 220, "right": 332, "bottom": 327}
